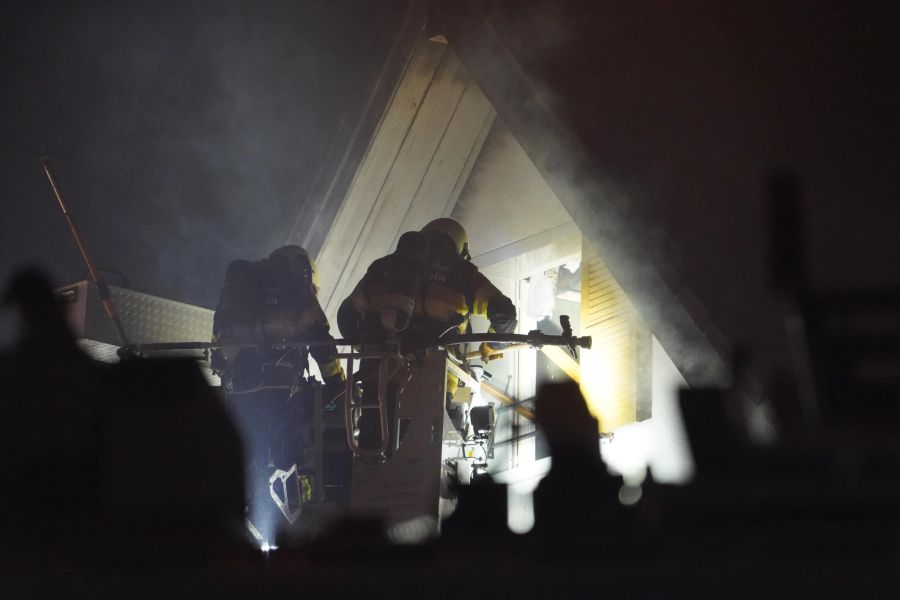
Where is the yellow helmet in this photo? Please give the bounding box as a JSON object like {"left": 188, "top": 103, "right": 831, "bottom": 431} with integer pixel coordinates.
{"left": 269, "top": 245, "right": 320, "bottom": 293}
{"left": 421, "top": 218, "right": 469, "bottom": 258}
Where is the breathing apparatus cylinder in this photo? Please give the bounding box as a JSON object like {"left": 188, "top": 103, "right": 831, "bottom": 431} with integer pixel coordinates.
{"left": 381, "top": 231, "right": 429, "bottom": 332}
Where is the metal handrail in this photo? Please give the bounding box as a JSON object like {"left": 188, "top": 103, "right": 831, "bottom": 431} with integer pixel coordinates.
{"left": 122, "top": 331, "right": 591, "bottom": 355}
{"left": 127, "top": 327, "right": 592, "bottom": 461}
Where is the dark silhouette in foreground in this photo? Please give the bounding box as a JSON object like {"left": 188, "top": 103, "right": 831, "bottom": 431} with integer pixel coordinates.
{"left": 531, "top": 381, "right": 629, "bottom": 548}
{"left": 2, "top": 254, "right": 899, "bottom": 597}
{"left": 0, "top": 268, "right": 248, "bottom": 567}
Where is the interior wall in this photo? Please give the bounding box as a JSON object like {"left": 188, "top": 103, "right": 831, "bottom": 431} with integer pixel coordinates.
{"left": 451, "top": 120, "right": 574, "bottom": 261}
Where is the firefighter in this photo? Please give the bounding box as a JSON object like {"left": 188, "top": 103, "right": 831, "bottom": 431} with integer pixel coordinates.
{"left": 212, "top": 245, "right": 347, "bottom": 527}
{"left": 337, "top": 218, "right": 517, "bottom": 446}
{"left": 338, "top": 217, "right": 518, "bottom": 370}
{"left": 212, "top": 244, "right": 344, "bottom": 392}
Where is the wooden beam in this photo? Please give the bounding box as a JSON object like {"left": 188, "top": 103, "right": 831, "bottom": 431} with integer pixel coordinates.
{"left": 481, "top": 382, "right": 535, "bottom": 421}
{"left": 539, "top": 345, "right": 581, "bottom": 384}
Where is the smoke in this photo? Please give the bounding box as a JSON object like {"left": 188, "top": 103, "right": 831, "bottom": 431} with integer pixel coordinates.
{"left": 441, "top": 1, "right": 730, "bottom": 385}
{"left": 1, "top": 0, "right": 390, "bottom": 308}
{"left": 463, "top": 1, "right": 900, "bottom": 386}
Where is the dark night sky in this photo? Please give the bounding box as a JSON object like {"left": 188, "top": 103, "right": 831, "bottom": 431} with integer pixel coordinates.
{"left": 1, "top": 1, "right": 397, "bottom": 321}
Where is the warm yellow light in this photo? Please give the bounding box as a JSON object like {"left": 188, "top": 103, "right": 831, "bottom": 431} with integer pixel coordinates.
{"left": 578, "top": 344, "right": 632, "bottom": 432}
{"left": 580, "top": 240, "right": 639, "bottom": 432}
{"left": 539, "top": 343, "right": 630, "bottom": 432}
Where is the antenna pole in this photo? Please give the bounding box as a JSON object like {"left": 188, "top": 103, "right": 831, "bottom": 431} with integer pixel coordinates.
{"left": 40, "top": 159, "right": 131, "bottom": 347}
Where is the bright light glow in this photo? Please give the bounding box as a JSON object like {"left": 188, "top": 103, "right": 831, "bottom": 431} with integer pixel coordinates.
{"left": 492, "top": 458, "right": 552, "bottom": 534}
{"left": 386, "top": 516, "right": 437, "bottom": 544}
{"left": 600, "top": 421, "right": 650, "bottom": 485}
{"left": 260, "top": 542, "right": 278, "bottom": 552}
{"left": 525, "top": 273, "right": 556, "bottom": 320}
{"left": 618, "top": 484, "right": 643, "bottom": 506}
{"left": 507, "top": 485, "right": 535, "bottom": 534}
{"left": 578, "top": 244, "right": 639, "bottom": 432}
{"left": 579, "top": 344, "right": 624, "bottom": 430}
{"left": 597, "top": 338, "right": 694, "bottom": 485}
{"left": 648, "top": 337, "right": 694, "bottom": 483}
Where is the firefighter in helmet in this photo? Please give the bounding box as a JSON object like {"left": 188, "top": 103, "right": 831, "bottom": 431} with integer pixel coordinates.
{"left": 212, "top": 245, "right": 347, "bottom": 526}
{"left": 337, "top": 218, "right": 517, "bottom": 446}
{"left": 212, "top": 244, "right": 344, "bottom": 391}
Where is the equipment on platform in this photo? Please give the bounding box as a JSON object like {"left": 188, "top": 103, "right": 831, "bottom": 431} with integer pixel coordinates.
{"left": 470, "top": 406, "right": 496, "bottom": 438}
{"left": 55, "top": 280, "right": 215, "bottom": 370}
{"left": 54, "top": 281, "right": 589, "bottom": 544}
{"left": 132, "top": 318, "right": 590, "bottom": 539}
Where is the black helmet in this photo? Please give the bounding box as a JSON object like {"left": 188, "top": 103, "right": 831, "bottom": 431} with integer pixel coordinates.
{"left": 269, "top": 245, "right": 320, "bottom": 293}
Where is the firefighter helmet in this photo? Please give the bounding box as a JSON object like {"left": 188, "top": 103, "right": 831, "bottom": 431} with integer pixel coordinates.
{"left": 421, "top": 218, "right": 469, "bottom": 259}
{"left": 269, "top": 245, "right": 320, "bottom": 294}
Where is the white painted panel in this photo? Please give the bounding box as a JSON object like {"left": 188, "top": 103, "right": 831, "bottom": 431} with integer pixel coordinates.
{"left": 452, "top": 122, "right": 573, "bottom": 258}
{"left": 317, "top": 36, "right": 447, "bottom": 314}
{"left": 317, "top": 44, "right": 496, "bottom": 327}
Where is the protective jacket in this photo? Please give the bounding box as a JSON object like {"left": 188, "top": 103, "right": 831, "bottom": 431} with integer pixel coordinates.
{"left": 213, "top": 257, "right": 343, "bottom": 386}
{"left": 337, "top": 231, "right": 517, "bottom": 348}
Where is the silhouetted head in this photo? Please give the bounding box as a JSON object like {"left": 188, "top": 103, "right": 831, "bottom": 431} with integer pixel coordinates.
{"left": 421, "top": 218, "right": 469, "bottom": 260}
{"left": 269, "top": 245, "right": 319, "bottom": 294}
{"left": 2, "top": 268, "right": 71, "bottom": 342}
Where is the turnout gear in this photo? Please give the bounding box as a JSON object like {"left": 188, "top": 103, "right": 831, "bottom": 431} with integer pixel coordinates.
{"left": 478, "top": 341, "right": 503, "bottom": 363}
{"left": 379, "top": 231, "right": 429, "bottom": 333}
{"left": 338, "top": 227, "right": 516, "bottom": 452}
{"left": 337, "top": 226, "right": 517, "bottom": 403}
{"left": 213, "top": 248, "right": 343, "bottom": 389}
{"left": 213, "top": 248, "right": 351, "bottom": 535}
{"left": 338, "top": 230, "right": 516, "bottom": 343}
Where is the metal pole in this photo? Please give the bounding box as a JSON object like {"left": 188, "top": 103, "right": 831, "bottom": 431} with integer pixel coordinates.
{"left": 40, "top": 159, "right": 131, "bottom": 347}
{"left": 126, "top": 332, "right": 591, "bottom": 354}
